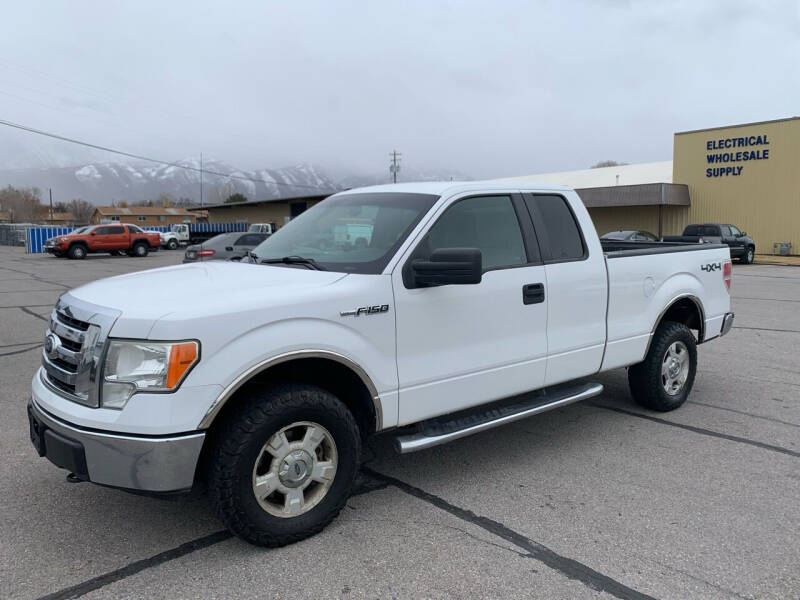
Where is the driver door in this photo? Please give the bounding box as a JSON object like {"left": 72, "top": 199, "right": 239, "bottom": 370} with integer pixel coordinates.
{"left": 391, "top": 193, "right": 548, "bottom": 426}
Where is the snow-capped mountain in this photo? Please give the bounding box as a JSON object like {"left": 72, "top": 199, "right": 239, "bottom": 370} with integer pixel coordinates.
{"left": 0, "top": 159, "right": 341, "bottom": 205}
{"left": 0, "top": 158, "right": 472, "bottom": 206}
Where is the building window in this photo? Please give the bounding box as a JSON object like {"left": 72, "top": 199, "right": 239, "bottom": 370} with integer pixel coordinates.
{"left": 110, "top": 216, "right": 120, "bottom": 221}
{"left": 158, "top": 215, "right": 166, "bottom": 222}
{"left": 137, "top": 216, "right": 146, "bottom": 222}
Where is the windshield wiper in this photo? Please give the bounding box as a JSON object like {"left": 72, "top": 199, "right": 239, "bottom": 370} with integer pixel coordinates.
{"left": 260, "top": 255, "right": 327, "bottom": 271}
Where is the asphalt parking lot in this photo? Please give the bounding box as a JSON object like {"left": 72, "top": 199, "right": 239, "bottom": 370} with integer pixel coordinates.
{"left": 0, "top": 246, "right": 797, "bottom": 600}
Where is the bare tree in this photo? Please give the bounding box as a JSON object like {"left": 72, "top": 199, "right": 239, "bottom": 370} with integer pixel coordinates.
{"left": 68, "top": 198, "right": 94, "bottom": 224}
{"left": 0, "top": 185, "right": 42, "bottom": 222}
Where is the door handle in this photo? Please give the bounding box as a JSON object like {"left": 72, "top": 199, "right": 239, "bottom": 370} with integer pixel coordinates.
{"left": 522, "top": 283, "right": 545, "bottom": 305}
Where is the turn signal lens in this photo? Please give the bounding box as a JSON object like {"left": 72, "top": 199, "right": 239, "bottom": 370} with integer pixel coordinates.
{"left": 723, "top": 261, "right": 732, "bottom": 292}
{"left": 167, "top": 342, "right": 199, "bottom": 388}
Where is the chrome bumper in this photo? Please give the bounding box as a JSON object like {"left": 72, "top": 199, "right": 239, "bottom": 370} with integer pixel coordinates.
{"left": 28, "top": 397, "right": 205, "bottom": 493}
{"left": 720, "top": 312, "right": 735, "bottom": 337}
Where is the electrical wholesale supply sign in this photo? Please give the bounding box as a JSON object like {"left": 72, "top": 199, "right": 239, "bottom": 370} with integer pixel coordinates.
{"left": 705, "top": 134, "right": 770, "bottom": 177}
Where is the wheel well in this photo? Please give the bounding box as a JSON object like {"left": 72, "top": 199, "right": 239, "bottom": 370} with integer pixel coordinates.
{"left": 68, "top": 241, "right": 87, "bottom": 248}
{"left": 132, "top": 238, "right": 149, "bottom": 246}
{"left": 659, "top": 297, "right": 704, "bottom": 341}
{"left": 207, "top": 357, "right": 377, "bottom": 440}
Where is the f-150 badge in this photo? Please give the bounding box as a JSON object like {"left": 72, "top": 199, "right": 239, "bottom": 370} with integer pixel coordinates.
{"left": 340, "top": 305, "right": 390, "bottom": 317}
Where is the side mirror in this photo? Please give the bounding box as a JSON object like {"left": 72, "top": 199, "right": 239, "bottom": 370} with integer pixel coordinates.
{"left": 225, "top": 246, "right": 234, "bottom": 251}
{"left": 740, "top": 232, "right": 747, "bottom": 237}
{"left": 90, "top": 231, "right": 96, "bottom": 236}
{"left": 411, "top": 248, "right": 482, "bottom": 287}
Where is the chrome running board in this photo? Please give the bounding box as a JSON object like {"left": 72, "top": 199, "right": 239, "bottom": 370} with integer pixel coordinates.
{"left": 394, "top": 382, "right": 603, "bottom": 454}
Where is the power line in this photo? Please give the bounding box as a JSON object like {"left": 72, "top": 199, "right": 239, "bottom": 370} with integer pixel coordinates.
{"left": 0, "top": 117, "right": 336, "bottom": 193}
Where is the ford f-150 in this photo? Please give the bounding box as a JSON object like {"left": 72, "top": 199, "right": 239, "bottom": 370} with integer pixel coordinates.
{"left": 29, "top": 182, "right": 734, "bottom": 546}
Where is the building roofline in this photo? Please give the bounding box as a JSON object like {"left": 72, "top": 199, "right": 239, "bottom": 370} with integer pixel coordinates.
{"left": 187, "top": 193, "right": 332, "bottom": 210}
{"left": 675, "top": 116, "right": 800, "bottom": 136}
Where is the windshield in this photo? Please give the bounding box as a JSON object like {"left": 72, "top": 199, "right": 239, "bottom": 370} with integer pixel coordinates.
{"left": 71, "top": 226, "right": 90, "bottom": 235}
{"left": 251, "top": 192, "right": 439, "bottom": 274}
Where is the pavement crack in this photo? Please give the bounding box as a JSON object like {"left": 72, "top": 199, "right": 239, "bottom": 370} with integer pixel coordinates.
{"left": 0, "top": 343, "right": 43, "bottom": 357}
{"left": 590, "top": 403, "right": 799, "bottom": 458}
{"left": 36, "top": 531, "right": 234, "bottom": 600}
{"left": 20, "top": 306, "right": 49, "bottom": 322}
{"left": 363, "top": 467, "right": 658, "bottom": 600}
{"left": 688, "top": 400, "right": 800, "bottom": 428}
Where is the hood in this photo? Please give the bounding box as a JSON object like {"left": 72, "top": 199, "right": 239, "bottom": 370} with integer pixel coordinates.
{"left": 66, "top": 261, "right": 348, "bottom": 335}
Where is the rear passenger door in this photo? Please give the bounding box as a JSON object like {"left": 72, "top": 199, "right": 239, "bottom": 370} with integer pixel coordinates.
{"left": 521, "top": 194, "right": 607, "bottom": 385}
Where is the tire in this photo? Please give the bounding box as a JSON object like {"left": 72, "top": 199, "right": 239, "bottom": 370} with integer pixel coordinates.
{"left": 167, "top": 239, "right": 179, "bottom": 250}
{"left": 208, "top": 383, "right": 360, "bottom": 547}
{"left": 132, "top": 242, "right": 149, "bottom": 257}
{"left": 628, "top": 321, "right": 697, "bottom": 412}
{"left": 67, "top": 245, "right": 86, "bottom": 260}
{"left": 740, "top": 246, "right": 754, "bottom": 264}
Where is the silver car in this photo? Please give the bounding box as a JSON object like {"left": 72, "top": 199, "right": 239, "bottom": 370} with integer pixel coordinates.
{"left": 183, "top": 232, "right": 268, "bottom": 263}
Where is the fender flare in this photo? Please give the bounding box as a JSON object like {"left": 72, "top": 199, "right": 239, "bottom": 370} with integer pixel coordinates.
{"left": 197, "top": 349, "right": 382, "bottom": 431}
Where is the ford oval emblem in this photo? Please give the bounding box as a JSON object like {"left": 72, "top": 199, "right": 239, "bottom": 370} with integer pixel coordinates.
{"left": 44, "top": 333, "right": 60, "bottom": 359}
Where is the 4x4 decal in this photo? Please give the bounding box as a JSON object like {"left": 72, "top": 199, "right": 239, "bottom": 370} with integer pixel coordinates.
{"left": 701, "top": 262, "right": 722, "bottom": 272}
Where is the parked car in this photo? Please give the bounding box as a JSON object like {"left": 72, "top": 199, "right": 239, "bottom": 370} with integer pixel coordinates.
{"left": 183, "top": 232, "right": 268, "bottom": 262}
{"left": 30, "top": 182, "right": 733, "bottom": 547}
{"left": 43, "top": 223, "right": 161, "bottom": 259}
{"left": 601, "top": 230, "right": 659, "bottom": 242}
{"left": 663, "top": 223, "right": 755, "bottom": 263}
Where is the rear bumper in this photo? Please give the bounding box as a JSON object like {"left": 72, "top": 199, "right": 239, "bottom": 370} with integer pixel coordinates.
{"left": 28, "top": 396, "right": 205, "bottom": 493}
{"left": 720, "top": 312, "right": 735, "bottom": 337}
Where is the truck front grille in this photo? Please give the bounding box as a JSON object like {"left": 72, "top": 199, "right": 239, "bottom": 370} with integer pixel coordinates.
{"left": 42, "top": 309, "right": 102, "bottom": 407}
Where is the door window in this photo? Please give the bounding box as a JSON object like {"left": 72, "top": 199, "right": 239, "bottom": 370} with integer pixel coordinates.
{"left": 107, "top": 226, "right": 125, "bottom": 235}
{"left": 235, "top": 234, "right": 264, "bottom": 246}
{"left": 729, "top": 225, "right": 741, "bottom": 236}
{"left": 419, "top": 195, "right": 528, "bottom": 271}
{"left": 524, "top": 195, "right": 585, "bottom": 262}
{"left": 720, "top": 226, "right": 732, "bottom": 238}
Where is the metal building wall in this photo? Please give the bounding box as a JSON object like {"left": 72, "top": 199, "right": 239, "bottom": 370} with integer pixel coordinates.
{"left": 674, "top": 118, "right": 800, "bottom": 254}
{"left": 586, "top": 205, "right": 688, "bottom": 238}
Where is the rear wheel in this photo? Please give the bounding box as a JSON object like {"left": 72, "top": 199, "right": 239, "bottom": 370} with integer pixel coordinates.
{"left": 628, "top": 321, "right": 697, "bottom": 412}
{"left": 67, "top": 245, "right": 86, "bottom": 260}
{"left": 208, "top": 383, "right": 360, "bottom": 547}
{"left": 132, "top": 242, "right": 149, "bottom": 257}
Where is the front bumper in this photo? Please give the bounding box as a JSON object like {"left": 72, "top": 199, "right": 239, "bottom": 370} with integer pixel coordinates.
{"left": 28, "top": 396, "right": 205, "bottom": 493}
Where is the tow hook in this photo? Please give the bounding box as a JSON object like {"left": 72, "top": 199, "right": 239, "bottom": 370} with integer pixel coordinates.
{"left": 66, "top": 472, "right": 84, "bottom": 484}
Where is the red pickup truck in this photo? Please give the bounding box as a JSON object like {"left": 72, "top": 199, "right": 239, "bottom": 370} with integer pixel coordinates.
{"left": 43, "top": 224, "right": 161, "bottom": 259}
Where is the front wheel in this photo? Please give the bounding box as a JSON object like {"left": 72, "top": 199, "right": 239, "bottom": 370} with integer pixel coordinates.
{"left": 167, "top": 239, "right": 179, "bottom": 250}
{"left": 208, "top": 384, "right": 360, "bottom": 547}
{"left": 628, "top": 321, "right": 697, "bottom": 411}
{"left": 67, "top": 245, "right": 86, "bottom": 260}
{"left": 740, "top": 246, "right": 754, "bottom": 264}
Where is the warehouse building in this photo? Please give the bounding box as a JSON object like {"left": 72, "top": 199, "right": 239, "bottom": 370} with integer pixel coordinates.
{"left": 188, "top": 193, "right": 330, "bottom": 227}
{"left": 91, "top": 206, "right": 199, "bottom": 226}
{"left": 505, "top": 117, "right": 800, "bottom": 254}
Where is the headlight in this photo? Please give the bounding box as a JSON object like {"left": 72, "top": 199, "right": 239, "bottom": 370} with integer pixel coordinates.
{"left": 59, "top": 237, "right": 69, "bottom": 242}
{"left": 101, "top": 340, "right": 199, "bottom": 408}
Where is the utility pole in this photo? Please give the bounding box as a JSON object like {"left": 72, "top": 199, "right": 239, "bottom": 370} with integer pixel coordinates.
{"left": 389, "top": 150, "right": 402, "bottom": 183}
{"left": 49, "top": 188, "right": 53, "bottom": 225}
{"left": 200, "top": 152, "right": 204, "bottom": 209}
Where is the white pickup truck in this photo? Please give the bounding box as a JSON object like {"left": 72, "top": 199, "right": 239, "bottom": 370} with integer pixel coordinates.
{"left": 29, "top": 182, "right": 734, "bottom": 546}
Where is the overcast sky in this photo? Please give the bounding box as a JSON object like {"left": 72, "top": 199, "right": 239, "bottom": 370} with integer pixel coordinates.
{"left": 1, "top": 0, "right": 798, "bottom": 178}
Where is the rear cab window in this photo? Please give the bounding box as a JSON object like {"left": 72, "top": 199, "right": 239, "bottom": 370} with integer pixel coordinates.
{"left": 523, "top": 194, "right": 586, "bottom": 263}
